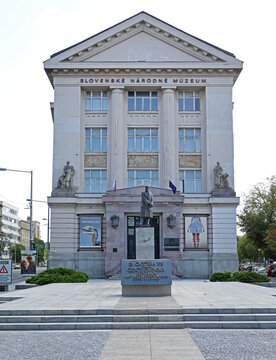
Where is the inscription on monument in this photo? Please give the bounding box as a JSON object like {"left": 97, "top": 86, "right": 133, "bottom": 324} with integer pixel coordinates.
{"left": 121, "top": 259, "right": 172, "bottom": 286}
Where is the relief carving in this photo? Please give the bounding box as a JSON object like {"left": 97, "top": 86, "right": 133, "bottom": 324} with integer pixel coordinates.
{"left": 128, "top": 155, "right": 158, "bottom": 168}
{"left": 179, "top": 155, "right": 201, "bottom": 168}
{"left": 84, "top": 155, "right": 107, "bottom": 168}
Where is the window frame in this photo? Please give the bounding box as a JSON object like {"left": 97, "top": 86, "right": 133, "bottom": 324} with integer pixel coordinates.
{"left": 128, "top": 91, "right": 158, "bottom": 112}
{"left": 179, "top": 128, "right": 201, "bottom": 153}
{"left": 127, "top": 170, "right": 159, "bottom": 188}
{"left": 85, "top": 128, "right": 107, "bottom": 153}
{"left": 179, "top": 170, "right": 202, "bottom": 193}
{"left": 84, "top": 169, "right": 107, "bottom": 194}
{"left": 178, "top": 91, "right": 200, "bottom": 111}
{"left": 85, "top": 91, "right": 108, "bottom": 111}
{"left": 128, "top": 128, "right": 158, "bottom": 153}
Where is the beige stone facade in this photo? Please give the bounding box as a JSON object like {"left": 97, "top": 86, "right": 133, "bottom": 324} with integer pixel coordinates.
{"left": 45, "top": 12, "right": 242, "bottom": 278}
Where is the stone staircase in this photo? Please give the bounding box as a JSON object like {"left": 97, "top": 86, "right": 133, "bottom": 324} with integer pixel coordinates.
{"left": 1, "top": 308, "right": 276, "bottom": 330}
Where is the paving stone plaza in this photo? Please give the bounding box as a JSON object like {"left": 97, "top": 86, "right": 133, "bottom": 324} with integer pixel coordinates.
{"left": 1, "top": 280, "right": 276, "bottom": 359}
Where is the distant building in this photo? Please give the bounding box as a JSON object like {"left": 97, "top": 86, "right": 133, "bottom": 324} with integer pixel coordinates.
{"left": 0, "top": 200, "right": 20, "bottom": 258}
{"left": 21, "top": 218, "right": 41, "bottom": 251}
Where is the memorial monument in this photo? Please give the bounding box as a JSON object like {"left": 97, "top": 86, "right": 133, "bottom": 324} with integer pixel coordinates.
{"left": 122, "top": 187, "right": 172, "bottom": 296}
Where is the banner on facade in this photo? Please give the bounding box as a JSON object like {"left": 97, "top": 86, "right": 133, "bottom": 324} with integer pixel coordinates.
{"left": 184, "top": 216, "right": 208, "bottom": 249}
{"left": 80, "top": 216, "right": 102, "bottom": 248}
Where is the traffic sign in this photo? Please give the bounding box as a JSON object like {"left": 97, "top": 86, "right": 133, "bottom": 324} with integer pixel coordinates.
{"left": 0, "top": 260, "right": 12, "bottom": 284}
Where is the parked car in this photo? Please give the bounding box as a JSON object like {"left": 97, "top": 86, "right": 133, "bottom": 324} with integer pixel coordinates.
{"left": 255, "top": 267, "right": 267, "bottom": 276}
{"left": 14, "top": 263, "right": 20, "bottom": 269}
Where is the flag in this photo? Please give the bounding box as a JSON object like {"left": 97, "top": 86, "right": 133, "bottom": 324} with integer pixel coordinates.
{"left": 113, "top": 179, "right": 117, "bottom": 192}
{"left": 169, "top": 180, "right": 176, "bottom": 194}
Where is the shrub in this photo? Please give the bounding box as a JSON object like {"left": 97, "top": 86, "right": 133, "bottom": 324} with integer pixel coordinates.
{"left": 210, "top": 271, "right": 270, "bottom": 283}
{"left": 26, "top": 267, "right": 89, "bottom": 285}
{"left": 232, "top": 271, "right": 269, "bottom": 283}
{"left": 210, "top": 272, "right": 232, "bottom": 282}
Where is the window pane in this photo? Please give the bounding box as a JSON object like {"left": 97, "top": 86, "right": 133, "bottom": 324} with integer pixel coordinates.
{"left": 152, "top": 180, "right": 158, "bottom": 187}
{"left": 128, "top": 92, "right": 134, "bottom": 97}
{"left": 102, "top": 137, "right": 107, "bottom": 152}
{"left": 85, "top": 99, "right": 91, "bottom": 111}
{"left": 92, "top": 98, "right": 101, "bottom": 110}
{"left": 185, "top": 98, "right": 194, "bottom": 111}
{"left": 136, "top": 98, "right": 142, "bottom": 111}
{"left": 179, "top": 138, "right": 184, "bottom": 152}
{"left": 185, "top": 137, "right": 194, "bottom": 152}
{"left": 92, "top": 138, "right": 100, "bottom": 152}
{"left": 136, "top": 137, "right": 142, "bottom": 152}
{"left": 144, "top": 98, "right": 150, "bottom": 111}
{"left": 151, "top": 98, "right": 158, "bottom": 111}
{"left": 185, "top": 180, "right": 194, "bottom": 193}
{"left": 92, "top": 180, "right": 100, "bottom": 193}
{"left": 137, "top": 92, "right": 149, "bottom": 97}
{"left": 92, "top": 128, "right": 100, "bottom": 136}
{"left": 93, "top": 91, "right": 101, "bottom": 97}
{"left": 128, "top": 138, "right": 134, "bottom": 152}
{"left": 195, "top": 98, "right": 200, "bottom": 111}
{"left": 85, "top": 138, "right": 90, "bottom": 152}
{"left": 186, "top": 171, "right": 194, "bottom": 179}
{"left": 144, "top": 137, "right": 150, "bottom": 152}
{"left": 195, "top": 137, "right": 200, "bottom": 152}
{"left": 128, "top": 98, "right": 134, "bottom": 111}
{"left": 186, "top": 129, "right": 194, "bottom": 137}
{"left": 85, "top": 180, "right": 90, "bottom": 193}
{"left": 195, "top": 179, "right": 201, "bottom": 193}
{"left": 152, "top": 137, "right": 158, "bottom": 152}
{"left": 152, "top": 92, "right": 157, "bottom": 97}
{"left": 128, "top": 180, "right": 134, "bottom": 188}
{"left": 128, "top": 129, "right": 134, "bottom": 135}
{"left": 151, "top": 129, "right": 158, "bottom": 136}
{"left": 178, "top": 99, "right": 183, "bottom": 111}
{"left": 137, "top": 129, "right": 149, "bottom": 136}
{"left": 152, "top": 171, "right": 158, "bottom": 179}
{"left": 102, "top": 98, "right": 107, "bottom": 110}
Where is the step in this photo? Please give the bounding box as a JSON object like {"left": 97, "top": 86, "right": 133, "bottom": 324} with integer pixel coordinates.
{"left": 1, "top": 313, "right": 276, "bottom": 324}
{"left": 1, "top": 320, "right": 276, "bottom": 331}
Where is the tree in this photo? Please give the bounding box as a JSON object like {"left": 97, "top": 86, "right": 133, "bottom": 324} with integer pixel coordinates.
{"left": 33, "top": 237, "right": 45, "bottom": 263}
{"left": 237, "top": 235, "right": 262, "bottom": 263}
{"left": 238, "top": 176, "right": 276, "bottom": 253}
{"left": 10, "top": 244, "right": 25, "bottom": 263}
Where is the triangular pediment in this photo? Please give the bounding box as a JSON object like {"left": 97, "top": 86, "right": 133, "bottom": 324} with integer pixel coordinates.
{"left": 44, "top": 11, "right": 242, "bottom": 75}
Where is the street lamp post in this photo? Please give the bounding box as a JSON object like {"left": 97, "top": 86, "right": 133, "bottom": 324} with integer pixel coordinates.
{"left": 0, "top": 168, "right": 33, "bottom": 251}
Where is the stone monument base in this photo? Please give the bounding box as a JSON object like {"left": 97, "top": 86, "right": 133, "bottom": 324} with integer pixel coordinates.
{"left": 122, "top": 284, "right": 171, "bottom": 297}
{"left": 211, "top": 187, "right": 236, "bottom": 197}
{"left": 121, "top": 259, "right": 172, "bottom": 297}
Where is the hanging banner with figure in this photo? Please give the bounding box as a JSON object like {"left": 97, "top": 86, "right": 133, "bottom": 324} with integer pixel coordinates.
{"left": 80, "top": 216, "right": 102, "bottom": 248}
{"left": 184, "top": 216, "right": 208, "bottom": 249}
{"left": 20, "top": 253, "right": 36, "bottom": 276}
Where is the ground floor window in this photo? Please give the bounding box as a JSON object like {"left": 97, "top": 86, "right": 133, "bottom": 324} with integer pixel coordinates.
{"left": 179, "top": 170, "right": 201, "bottom": 193}
{"left": 128, "top": 170, "right": 158, "bottom": 187}
{"left": 84, "top": 170, "right": 107, "bottom": 193}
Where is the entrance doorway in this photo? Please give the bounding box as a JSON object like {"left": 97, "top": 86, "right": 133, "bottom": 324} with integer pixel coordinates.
{"left": 127, "top": 216, "right": 160, "bottom": 259}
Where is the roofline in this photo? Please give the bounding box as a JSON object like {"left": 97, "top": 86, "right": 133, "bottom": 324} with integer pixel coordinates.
{"left": 50, "top": 11, "right": 236, "bottom": 60}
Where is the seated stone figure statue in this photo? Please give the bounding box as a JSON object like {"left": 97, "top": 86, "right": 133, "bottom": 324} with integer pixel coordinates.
{"left": 56, "top": 161, "right": 75, "bottom": 189}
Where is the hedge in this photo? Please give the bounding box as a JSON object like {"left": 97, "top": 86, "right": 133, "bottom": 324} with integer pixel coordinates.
{"left": 210, "top": 271, "right": 269, "bottom": 283}
{"left": 26, "top": 267, "right": 89, "bottom": 285}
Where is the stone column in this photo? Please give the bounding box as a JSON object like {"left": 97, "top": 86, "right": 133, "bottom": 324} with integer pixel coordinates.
{"left": 159, "top": 87, "right": 178, "bottom": 189}
{"left": 108, "top": 87, "right": 127, "bottom": 190}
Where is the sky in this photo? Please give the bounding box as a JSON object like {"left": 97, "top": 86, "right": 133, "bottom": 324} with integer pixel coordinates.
{"left": 0, "top": 0, "right": 275, "bottom": 241}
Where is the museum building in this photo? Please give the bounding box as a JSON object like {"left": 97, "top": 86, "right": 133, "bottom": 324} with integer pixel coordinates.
{"left": 44, "top": 12, "right": 243, "bottom": 278}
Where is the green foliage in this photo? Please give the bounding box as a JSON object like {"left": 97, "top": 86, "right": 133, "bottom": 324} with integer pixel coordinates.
{"left": 33, "top": 238, "right": 45, "bottom": 263}
{"left": 237, "top": 235, "right": 263, "bottom": 263}
{"left": 10, "top": 244, "right": 26, "bottom": 263}
{"left": 232, "top": 271, "right": 269, "bottom": 283}
{"left": 26, "top": 267, "right": 89, "bottom": 285}
{"left": 210, "top": 272, "right": 232, "bottom": 282}
{"left": 210, "top": 271, "right": 269, "bottom": 283}
{"left": 238, "top": 176, "right": 276, "bottom": 252}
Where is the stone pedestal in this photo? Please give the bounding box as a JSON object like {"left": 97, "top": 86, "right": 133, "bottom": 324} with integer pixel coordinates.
{"left": 136, "top": 227, "right": 154, "bottom": 259}
{"left": 121, "top": 259, "right": 172, "bottom": 297}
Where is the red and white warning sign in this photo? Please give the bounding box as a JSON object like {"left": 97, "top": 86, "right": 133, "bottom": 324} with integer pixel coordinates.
{"left": 0, "top": 260, "right": 12, "bottom": 284}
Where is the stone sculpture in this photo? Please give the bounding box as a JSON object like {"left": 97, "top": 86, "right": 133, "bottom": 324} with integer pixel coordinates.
{"left": 56, "top": 161, "right": 75, "bottom": 189}
{"left": 140, "top": 186, "right": 153, "bottom": 226}
{"left": 213, "top": 162, "right": 229, "bottom": 189}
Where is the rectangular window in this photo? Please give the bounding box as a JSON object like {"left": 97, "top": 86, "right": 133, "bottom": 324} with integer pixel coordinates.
{"left": 179, "top": 170, "right": 201, "bottom": 193}
{"left": 128, "top": 170, "right": 158, "bottom": 188}
{"left": 179, "top": 128, "right": 201, "bottom": 153}
{"left": 85, "top": 91, "right": 107, "bottom": 111}
{"left": 84, "top": 170, "right": 107, "bottom": 193}
{"left": 178, "top": 91, "right": 200, "bottom": 111}
{"left": 128, "top": 91, "right": 158, "bottom": 111}
{"left": 85, "top": 128, "right": 107, "bottom": 153}
{"left": 128, "top": 128, "right": 158, "bottom": 152}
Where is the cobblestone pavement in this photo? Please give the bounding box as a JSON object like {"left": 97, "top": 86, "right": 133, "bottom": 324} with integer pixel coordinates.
{"left": 0, "top": 331, "right": 110, "bottom": 360}
{"left": 189, "top": 329, "right": 276, "bottom": 360}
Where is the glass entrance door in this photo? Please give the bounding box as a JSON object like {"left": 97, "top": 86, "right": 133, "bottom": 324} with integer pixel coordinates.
{"left": 127, "top": 216, "right": 159, "bottom": 259}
